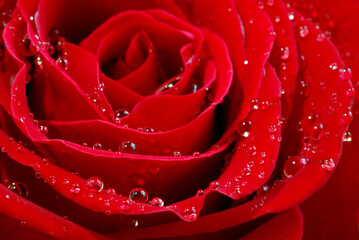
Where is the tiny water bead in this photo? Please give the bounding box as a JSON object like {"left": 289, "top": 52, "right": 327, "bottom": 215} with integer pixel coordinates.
{"left": 299, "top": 25, "right": 309, "bottom": 38}
{"left": 338, "top": 67, "right": 352, "bottom": 81}
{"left": 340, "top": 110, "right": 353, "bottom": 125}
{"left": 343, "top": 131, "right": 352, "bottom": 142}
{"left": 283, "top": 156, "right": 308, "bottom": 178}
{"left": 92, "top": 143, "right": 103, "bottom": 150}
{"left": 114, "top": 109, "right": 129, "bottom": 120}
{"left": 182, "top": 206, "right": 198, "bottom": 221}
{"left": 280, "top": 46, "right": 290, "bottom": 60}
{"left": 209, "top": 181, "right": 219, "bottom": 189}
{"left": 106, "top": 188, "right": 117, "bottom": 195}
{"left": 171, "top": 151, "right": 182, "bottom": 157}
{"left": 321, "top": 158, "right": 336, "bottom": 172}
{"left": 8, "top": 182, "right": 28, "bottom": 198}
{"left": 149, "top": 197, "right": 164, "bottom": 207}
{"left": 247, "top": 146, "right": 257, "bottom": 157}
{"left": 70, "top": 183, "right": 81, "bottom": 194}
{"left": 129, "top": 188, "right": 148, "bottom": 203}
{"left": 238, "top": 120, "right": 252, "bottom": 137}
{"left": 38, "top": 125, "right": 48, "bottom": 135}
{"left": 86, "top": 177, "right": 104, "bottom": 193}
{"left": 120, "top": 141, "right": 137, "bottom": 153}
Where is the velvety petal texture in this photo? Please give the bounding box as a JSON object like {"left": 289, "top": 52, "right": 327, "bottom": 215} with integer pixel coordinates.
{"left": 0, "top": 0, "right": 355, "bottom": 239}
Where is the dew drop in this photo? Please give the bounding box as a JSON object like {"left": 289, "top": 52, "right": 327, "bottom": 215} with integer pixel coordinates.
{"left": 49, "top": 176, "right": 57, "bottom": 185}
{"left": 8, "top": 182, "right": 28, "bottom": 198}
{"left": 343, "top": 131, "right": 352, "bottom": 142}
{"left": 340, "top": 110, "right": 353, "bottom": 125}
{"left": 299, "top": 25, "right": 309, "bottom": 38}
{"left": 86, "top": 177, "right": 104, "bottom": 192}
{"left": 321, "top": 158, "right": 335, "bottom": 171}
{"left": 106, "top": 188, "right": 117, "bottom": 195}
{"left": 288, "top": 12, "right": 295, "bottom": 21}
{"left": 247, "top": 146, "right": 257, "bottom": 157}
{"left": 149, "top": 197, "right": 164, "bottom": 207}
{"left": 39, "top": 125, "right": 49, "bottom": 135}
{"left": 280, "top": 46, "right": 290, "bottom": 60}
{"left": 238, "top": 120, "right": 251, "bottom": 137}
{"left": 196, "top": 189, "right": 204, "bottom": 196}
{"left": 346, "top": 88, "right": 355, "bottom": 97}
{"left": 338, "top": 67, "right": 352, "bottom": 81}
{"left": 251, "top": 99, "right": 259, "bottom": 110}
{"left": 92, "top": 143, "right": 102, "bottom": 150}
{"left": 266, "top": 0, "right": 274, "bottom": 7}
{"left": 316, "top": 32, "right": 326, "bottom": 42}
{"left": 182, "top": 207, "right": 197, "bottom": 221}
{"left": 283, "top": 156, "right": 308, "bottom": 178}
{"left": 310, "top": 123, "right": 325, "bottom": 141}
{"left": 70, "top": 184, "right": 81, "bottom": 194}
{"left": 192, "top": 151, "right": 200, "bottom": 157}
{"left": 129, "top": 188, "right": 148, "bottom": 203}
{"left": 171, "top": 151, "right": 182, "bottom": 157}
{"left": 114, "top": 109, "right": 129, "bottom": 120}
{"left": 209, "top": 181, "right": 219, "bottom": 189}
{"left": 120, "top": 141, "right": 137, "bottom": 153}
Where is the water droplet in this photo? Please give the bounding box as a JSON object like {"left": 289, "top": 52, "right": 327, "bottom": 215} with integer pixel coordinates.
{"left": 299, "top": 25, "right": 309, "bottom": 38}
{"left": 251, "top": 99, "right": 259, "bottom": 110}
{"left": 280, "top": 46, "right": 290, "bottom": 60}
{"left": 274, "top": 15, "right": 280, "bottom": 23}
{"left": 192, "top": 151, "right": 200, "bottom": 157}
{"left": 149, "top": 197, "right": 164, "bottom": 207}
{"left": 288, "top": 12, "right": 295, "bottom": 21}
{"left": 39, "top": 125, "right": 48, "bottom": 134}
{"left": 340, "top": 110, "right": 353, "bottom": 125}
{"left": 129, "top": 188, "right": 148, "bottom": 203}
{"left": 338, "top": 67, "right": 352, "bottom": 81}
{"left": 86, "top": 177, "right": 104, "bottom": 192}
{"left": 120, "top": 141, "right": 137, "bottom": 153}
{"left": 238, "top": 120, "right": 251, "bottom": 137}
{"left": 346, "top": 88, "right": 355, "bottom": 97}
{"left": 114, "top": 109, "right": 129, "bottom": 121}
{"left": 283, "top": 156, "right": 308, "bottom": 178}
{"left": 310, "top": 123, "right": 325, "bottom": 141}
{"left": 92, "top": 143, "right": 102, "bottom": 150}
{"left": 49, "top": 176, "right": 57, "bottom": 185}
{"left": 70, "top": 184, "right": 81, "bottom": 194}
{"left": 8, "top": 182, "right": 28, "bottom": 198}
{"left": 209, "top": 181, "right": 219, "bottom": 189}
{"left": 171, "top": 151, "right": 182, "bottom": 157}
{"left": 247, "top": 146, "right": 257, "bottom": 157}
{"left": 55, "top": 57, "right": 68, "bottom": 70}
{"left": 343, "top": 131, "right": 352, "bottom": 142}
{"left": 196, "top": 189, "right": 204, "bottom": 196}
{"left": 258, "top": 172, "right": 265, "bottom": 179}
{"left": 321, "top": 158, "right": 335, "bottom": 171}
{"left": 106, "top": 188, "right": 117, "bottom": 195}
{"left": 316, "top": 32, "right": 326, "bottom": 42}
{"left": 182, "top": 207, "right": 197, "bottom": 221}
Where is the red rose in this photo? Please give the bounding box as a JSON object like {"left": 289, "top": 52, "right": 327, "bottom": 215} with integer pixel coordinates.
{"left": 0, "top": 0, "right": 355, "bottom": 239}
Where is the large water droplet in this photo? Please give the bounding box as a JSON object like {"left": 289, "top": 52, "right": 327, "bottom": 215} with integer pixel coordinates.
{"left": 8, "top": 182, "right": 28, "bottom": 198}
{"left": 129, "top": 188, "right": 148, "bottom": 203}
{"left": 283, "top": 156, "right": 308, "bottom": 178}
{"left": 149, "top": 197, "right": 164, "bottom": 207}
{"left": 86, "top": 177, "right": 104, "bottom": 192}
{"left": 321, "top": 158, "right": 335, "bottom": 171}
